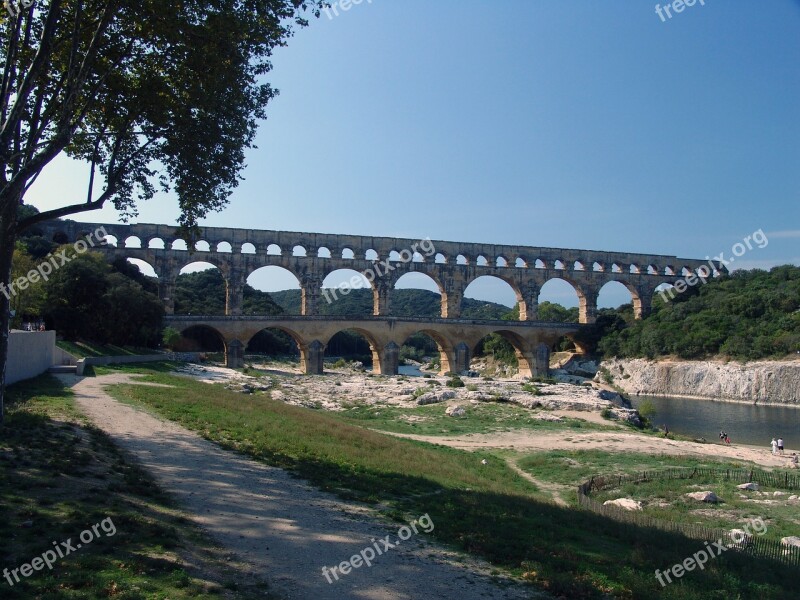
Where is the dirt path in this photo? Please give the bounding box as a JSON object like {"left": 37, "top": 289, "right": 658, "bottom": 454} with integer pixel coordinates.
{"left": 386, "top": 429, "right": 796, "bottom": 469}
{"left": 59, "top": 374, "right": 542, "bottom": 600}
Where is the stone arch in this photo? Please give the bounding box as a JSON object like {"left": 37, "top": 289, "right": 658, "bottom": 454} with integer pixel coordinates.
{"left": 244, "top": 325, "right": 305, "bottom": 365}
{"left": 476, "top": 255, "right": 488, "bottom": 267}
{"left": 534, "top": 258, "right": 546, "bottom": 269}
{"left": 246, "top": 266, "right": 302, "bottom": 315}
{"left": 573, "top": 261, "right": 586, "bottom": 271}
{"left": 597, "top": 280, "right": 639, "bottom": 310}
{"left": 515, "top": 257, "right": 527, "bottom": 268}
{"left": 267, "top": 244, "right": 282, "bottom": 256}
{"left": 496, "top": 256, "right": 508, "bottom": 268}
{"left": 473, "top": 329, "right": 535, "bottom": 379}
{"left": 321, "top": 268, "right": 374, "bottom": 315}
{"left": 318, "top": 246, "right": 332, "bottom": 258}
{"left": 148, "top": 237, "right": 165, "bottom": 249}
{"left": 538, "top": 277, "right": 582, "bottom": 323}
{"left": 125, "top": 258, "right": 159, "bottom": 279}
{"left": 629, "top": 264, "right": 640, "bottom": 274}
{"left": 435, "top": 253, "right": 447, "bottom": 264}
{"left": 342, "top": 248, "right": 355, "bottom": 260}
{"left": 194, "top": 240, "right": 210, "bottom": 252}
{"left": 399, "top": 329, "right": 455, "bottom": 375}
{"left": 553, "top": 259, "right": 566, "bottom": 270}
{"left": 242, "top": 243, "right": 257, "bottom": 254}
{"left": 462, "top": 275, "right": 522, "bottom": 318}
{"left": 393, "top": 272, "right": 445, "bottom": 317}
{"left": 124, "top": 235, "right": 142, "bottom": 248}
{"left": 365, "top": 249, "right": 379, "bottom": 261}
{"left": 174, "top": 324, "right": 226, "bottom": 353}
{"left": 592, "top": 262, "right": 605, "bottom": 272}
{"left": 293, "top": 245, "right": 307, "bottom": 257}
{"left": 456, "top": 254, "right": 468, "bottom": 265}
{"left": 324, "top": 327, "right": 381, "bottom": 372}
{"left": 172, "top": 239, "right": 188, "bottom": 251}
{"left": 103, "top": 234, "right": 119, "bottom": 247}
{"left": 217, "top": 241, "right": 233, "bottom": 253}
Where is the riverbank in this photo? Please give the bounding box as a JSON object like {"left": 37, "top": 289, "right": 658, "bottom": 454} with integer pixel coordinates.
{"left": 601, "top": 358, "right": 800, "bottom": 405}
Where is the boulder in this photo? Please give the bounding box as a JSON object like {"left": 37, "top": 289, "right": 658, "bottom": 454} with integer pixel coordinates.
{"left": 737, "top": 482, "right": 759, "bottom": 491}
{"left": 603, "top": 498, "right": 642, "bottom": 511}
{"left": 686, "top": 491, "right": 720, "bottom": 503}
{"left": 445, "top": 405, "right": 466, "bottom": 417}
{"left": 781, "top": 536, "right": 800, "bottom": 548}
{"left": 416, "top": 392, "right": 441, "bottom": 406}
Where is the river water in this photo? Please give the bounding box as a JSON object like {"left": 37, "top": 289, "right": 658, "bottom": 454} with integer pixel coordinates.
{"left": 629, "top": 395, "right": 800, "bottom": 448}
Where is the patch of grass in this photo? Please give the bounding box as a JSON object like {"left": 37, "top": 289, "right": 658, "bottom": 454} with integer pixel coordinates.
{"left": 102, "top": 368, "right": 800, "bottom": 599}
{"left": 56, "top": 340, "right": 161, "bottom": 358}
{"left": 0, "top": 374, "right": 276, "bottom": 599}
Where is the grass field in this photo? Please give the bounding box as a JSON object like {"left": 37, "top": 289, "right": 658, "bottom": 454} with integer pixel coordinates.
{"left": 0, "top": 375, "right": 277, "bottom": 599}
{"left": 95, "top": 363, "right": 799, "bottom": 599}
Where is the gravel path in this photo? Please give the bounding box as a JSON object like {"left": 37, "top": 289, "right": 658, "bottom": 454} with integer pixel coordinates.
{"left": 58, "top": 374, "right": 542, "bottom": 600}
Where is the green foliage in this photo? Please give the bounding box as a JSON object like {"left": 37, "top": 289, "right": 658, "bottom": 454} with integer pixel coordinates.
{"left": 446, "top": 375, "right": 465, "bottom": 388}
{"left": 162, "top": 327, "right": 182, "bottom": 350}
{"left": 599, "top": 266, "right": 800, "bottom": 360}
{"left": 41, "top": 252, "right": 163, "bottom": 345}
{"left": 520, "top": 383, "right": 541, "bottom": 395}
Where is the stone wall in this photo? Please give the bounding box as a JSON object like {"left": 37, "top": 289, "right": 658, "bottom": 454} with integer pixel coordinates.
{"left": 602, "top": 358, "right": 800, "bottom": 405}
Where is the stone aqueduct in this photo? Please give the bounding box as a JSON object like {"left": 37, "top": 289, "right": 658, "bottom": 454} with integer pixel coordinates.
{"left": 37, "top": 221, "right": 720, "bottom": 376}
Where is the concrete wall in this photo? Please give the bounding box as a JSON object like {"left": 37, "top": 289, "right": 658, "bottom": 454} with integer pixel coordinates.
{"left": 7, "top": 330, "right": 55, "bottom": 385}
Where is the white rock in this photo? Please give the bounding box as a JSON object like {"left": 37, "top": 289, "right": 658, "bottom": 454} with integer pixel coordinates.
{"left": 737, "top": 482, "right": 759, "bottom": 491}
{"left": 773, "top": 491, "right": 786, "bottom": 497}
{"left": 445, "top": 405, "right": 466, "bottom": 417}
{"left": 781, "top": 536, "right": 800, "bottom": 548}
{"left": 686, "top": 491, "right": 720, "bottom": 503}
{"left": 603, "top": 498, "right": 642, "bottom": 511}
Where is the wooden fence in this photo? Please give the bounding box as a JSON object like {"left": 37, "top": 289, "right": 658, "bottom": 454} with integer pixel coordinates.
{"left": 576, "top": 467, "right": 800, "bottom": 568}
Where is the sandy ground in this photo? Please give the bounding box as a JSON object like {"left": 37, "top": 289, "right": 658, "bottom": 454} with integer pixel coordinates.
{"left": 386, "top": 429, "right": 797, "bottom": 469}
{"left": 58, "top": 373, "right": 544, "bottom": 600}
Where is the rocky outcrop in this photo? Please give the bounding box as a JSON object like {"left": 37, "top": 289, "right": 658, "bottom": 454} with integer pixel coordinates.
{"left": 600, "top": 358, "right": 800, "bottom": 405}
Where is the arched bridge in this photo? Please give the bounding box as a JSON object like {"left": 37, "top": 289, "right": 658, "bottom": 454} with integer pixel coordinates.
{"left": 35, "top": 220, "right": 721, "bottom": 375}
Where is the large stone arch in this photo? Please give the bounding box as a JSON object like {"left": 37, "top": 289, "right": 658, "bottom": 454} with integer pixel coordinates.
{"left": 398, "top": 328, "right": 456, "bottom": 375}
{"left": 476, "top": 329, "right": 537, "bottom": 378}
{"left": 461, "top": 274, "right": 523, "bottom": 318}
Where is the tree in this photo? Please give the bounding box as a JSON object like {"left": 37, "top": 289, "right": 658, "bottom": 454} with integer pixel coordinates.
{"left": 0, "top": 0, "right": 323, "bottom": 421}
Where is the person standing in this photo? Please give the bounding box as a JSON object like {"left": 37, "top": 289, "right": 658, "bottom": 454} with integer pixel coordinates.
{"left": 771, "top": 438, "right": 778, "bottom": 455}
{"left": 777, "top": 437, "right": 785, "bottom": 455}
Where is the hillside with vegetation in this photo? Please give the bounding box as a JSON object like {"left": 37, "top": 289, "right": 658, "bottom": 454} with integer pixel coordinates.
{"left": 596, "top": 265, "right": 800, "bottom": 361}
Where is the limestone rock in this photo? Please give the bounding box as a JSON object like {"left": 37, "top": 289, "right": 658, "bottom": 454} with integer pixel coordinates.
{"left": 603, "top": 498, "right": 642, "bottom": 511}
{"left": 445, "top": 405, "right": 466, "bottom": 417}
{"left": 737, "top": 482, "right": 759, "bottom": 491}
{"left": 781, "top": 536, "right": 800, "bottom": 548}
{"left": 686, "top": 491, "right": 720, "bottom": 503}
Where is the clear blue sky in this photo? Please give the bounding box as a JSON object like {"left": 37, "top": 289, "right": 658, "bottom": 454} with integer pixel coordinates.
{"left": 26, "top": 0, "right": 800, "bottom": 308}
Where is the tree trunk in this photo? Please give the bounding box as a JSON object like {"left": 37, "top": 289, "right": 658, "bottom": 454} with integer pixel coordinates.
{"left": 0, "top": 193, "right": 20, "bottom": 424}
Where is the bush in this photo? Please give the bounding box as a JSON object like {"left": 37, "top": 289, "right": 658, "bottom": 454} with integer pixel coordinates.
{"left": 446, "top": 375, "right": 465, "bottom": 388}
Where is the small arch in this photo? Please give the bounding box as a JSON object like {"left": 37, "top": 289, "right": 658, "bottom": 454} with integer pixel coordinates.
{"left": 365, "top": 249, "right": 379, "bottom": 261}
{"left": 573, "top": 261, "right": 585, "bottom": 271}
{"left": 124, "top": 236, "right": 142, "bottom": 248}
{"left": 326, "top": 329, "right": 378, "bottom": 370}
{"left": 496, "top": 256, "right": 508, "bottom": 268}
{"left": 681, "top": 266, "right": 692, "bottom": 276}
{"left": 389, "top": 250, "right": 402, "bottom": 261}
{"left": 664, "top": 265, "right": 675, "bottom": 276}
{"left": 456, "top": 254, "right": 468, "bottom": 265}
{"left": 534, "top": 259, "right": 546, "bottom": 269}
{"left": 242, "top": 242, "right": 256, "bottom": 254}
{"left": 318, "top": 246, "right": 332, "bottom": 259}
{"left": 592, "top": 262, "right": 604, "bottom": 272}
{"left": 175, "top": 325, "right": 226, "bottom": 353}
{"left": 217, "top": 242, "right": 233, "bottom": 253}
{"left": 515, "top": 257, "right": 527, "bottom": 268}
{"left": 148, "top": 238, "right": 165, "bottom": 249}
{"left": 647, "top": 265, "right": 658, "bottom": 275}
{"left": 293, "top": 245, "right": 307, "bottom": 257}
{"left": 611, "top": 263, "right": 623, "bottom": 273}
{"left": 554, "top": 260, "right": 566, "bottom": 270}
{"left": 172, "top": 239, "right": 188, "bottom": 251}
{"left": 476, "top": 255, "right": 488, "bottom": 267}
{"left": 629, "top": 264, "right": 640, "bottom": 274}
{"left": 412, "top": 251, "right": 425, "bottom": 263}
{"left": 342, "top": 248, "right": 355, "bottom": 260}
{"left": 267, "top": 244, "right": 282, "bottom": 256}
{"left": 195, "top": 240, "right": 210, "bottom": 252}
{"left": 435, "top": 253, "right": 447, "bottom": 264}
{"left": 103, "top": 235, "right": 119, "bottom": 247}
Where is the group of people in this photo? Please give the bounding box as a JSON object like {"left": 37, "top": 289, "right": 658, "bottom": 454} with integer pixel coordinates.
{"left": 770, "top": 437, "right": 785, "bottom": 455}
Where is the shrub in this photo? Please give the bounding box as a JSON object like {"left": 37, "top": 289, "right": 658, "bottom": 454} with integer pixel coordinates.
{"left": 446, "top": 375, "right": 465, "bottom": 388}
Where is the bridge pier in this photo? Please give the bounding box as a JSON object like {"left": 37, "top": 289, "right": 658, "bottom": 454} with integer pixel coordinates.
{"left": 302, "top": 340, "right": 325, "bottom": 375}
{"left": 225, "top": 339, "right": 245, "bottom": 369}
{"left": 534, "top": 343, "right": 550, "bottom": 377}
{"left": 379, "top": 341, "right": 400, "bottom": 375}
{"left": 633, "top": 288, "right": 654, "bottom": 319}
{"left": 453, "top": 342, "right": 470, "bottom": 374}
